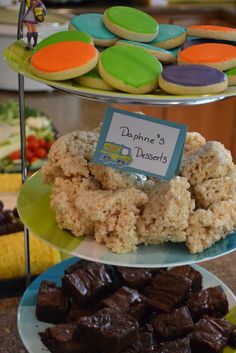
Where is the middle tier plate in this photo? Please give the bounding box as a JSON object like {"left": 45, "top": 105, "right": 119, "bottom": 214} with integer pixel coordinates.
{"left": 17, "top": 171, "right": 236, "bottom": 268}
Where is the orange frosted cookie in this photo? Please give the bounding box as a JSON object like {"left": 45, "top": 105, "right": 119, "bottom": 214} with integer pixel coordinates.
{"left": 178, "top": 43, "right": 236, "bottom": 71}
{"left": 187, "top": 25, "right": 236, "bottom": 42}
{"left": 31, "top": 41, "right": 99, "bottom": 81}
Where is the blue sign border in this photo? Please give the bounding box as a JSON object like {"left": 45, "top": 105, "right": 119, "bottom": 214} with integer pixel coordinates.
{"left": 93, "top": 107, "right": 187, "bottom": 180}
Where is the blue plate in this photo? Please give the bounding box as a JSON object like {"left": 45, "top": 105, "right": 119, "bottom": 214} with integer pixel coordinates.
{"left": 17, "top": 258, "right": 236, "bottom": 353}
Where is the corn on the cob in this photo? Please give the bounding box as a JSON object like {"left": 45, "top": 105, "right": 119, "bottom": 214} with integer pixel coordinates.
{"left": 0, "top": 232, "right": 61, "bottom": 279}
{"left": 0, "top": 174, "right": 22, "bottom": 193}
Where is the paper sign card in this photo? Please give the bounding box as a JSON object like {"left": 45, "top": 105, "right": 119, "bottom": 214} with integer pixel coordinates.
{"left": 93, "top": 108, "right": 187, "bottom": 180}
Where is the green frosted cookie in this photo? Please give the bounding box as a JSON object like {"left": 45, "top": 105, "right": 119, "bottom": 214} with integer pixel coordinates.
{"left": 103, "top": 6, "right": 158, "bottom": 42}
{"left": 98, "top": 44, "right": 162, "bottom": 94}
{"left": 33, "top": 30, "right": 93, "bottom": 53}
{"left": 225, "top": 66, "right": 236, "bottom": 86}
{"left": 75, "top": 67, "right": 115, "bottom": 91}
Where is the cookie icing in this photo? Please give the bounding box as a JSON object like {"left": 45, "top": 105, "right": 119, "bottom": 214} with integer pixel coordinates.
{"left": 104, "top": 6, "right": 158, "bottom": 34}
{"left": 225, "top": 66, "right": 236, "bottom": 76}
{"left": 179, "top": 43, "right": 236, "bottom": 63}
{"left": 70, "top": 13, "right": 117, "bottom": 40}
{"left": 31, "top": 41, "right": 97, "bottom": 72}
{"left": 33, "top": 30, "right": 92, "bottom": 53}
{"left": 182, "top": 38, "right": 236, "bottom": 51}
{"left": 188, "top": 25, "right": 236, "bottom": 32}
{"left": 151, "top": 24, "right": 186, "bottom": 44}
{"left": 161, "top": 64, "right": 227, "bottom": 86}
{"left": 116, "top": 40, "right": 174, "bottom": 55}
{"left": 99, "top": 45, "right": 162, "bottom": 88}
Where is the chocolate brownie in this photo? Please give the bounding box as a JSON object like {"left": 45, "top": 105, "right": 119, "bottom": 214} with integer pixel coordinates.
{"left": 76, "top": 307, "right": 139, "bottom": 353}
{"left": 145, "top": 272, "right": 191, "bottom": 313}
{"left": 153, "top": 306, "right": 194, "bottom": 341}
{"left": 156, "top": 336, "right": 191, "bottom": 353}
{"left": 40, "top": 323, "right": 90, "bottom": 353}
{"left": 115, "top": 267, "right": 165, "bottom": 289}
{"left": 62, "top": 262, "right": 113, "bottom": 304}
{"left": 186, "top": 286, "right": 228, "bottom": 321}
{"left": 36, "top": 280, "right": 69, "bottom": 323}
{"left": 122, "top": 324, "right": 156, "bottom": 353}
{"left": 101, "top": 286, "right": 148, "bottom": 322}
{"left": 190, "top": 315, "right": 235, "bottom": 353}
{"left": 168, "top": 265, "right": 202, "bottom": 292}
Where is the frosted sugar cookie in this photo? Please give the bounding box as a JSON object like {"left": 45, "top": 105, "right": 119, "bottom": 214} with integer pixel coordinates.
{"left": 151, "top": 24, "right": 186, "bottom": 49}
{"left": 159, "top": 64, "right": 228, "bottom": 95}
{"left": 178, "top": 43, "right": 236, "bottom": 71}
{"left": 181, "top": 38, "right": 236, "bottom": 51}
{"left": 98, "top": 45, "right": 162, "bottom": 94}
{"left": 33, "top": 30, "right": 93, "bottom": 53}
{"left": 31, "top": 41, "right": 99, "bottom": 81}
{"left": 187, "top": 25, "right": 236, "bottom": 42}
{"left": 69, "top": 13, "right": 118, "bottom": 47}
{"left": 75, "top": 67, "right": 115, "bottom": 91}
{"left": 103, "top": 6, "right": 158, "bottom": 42}
{"left": 225, "top": 67, "right": 236, "bottom": 86}
{"left": 115, "top": 40, "right": 176, "bottom": 63}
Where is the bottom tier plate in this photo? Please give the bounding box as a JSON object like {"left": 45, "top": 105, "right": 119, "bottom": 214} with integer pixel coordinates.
{"left": 18, "top": 257, "right": 236, "bottom": 353}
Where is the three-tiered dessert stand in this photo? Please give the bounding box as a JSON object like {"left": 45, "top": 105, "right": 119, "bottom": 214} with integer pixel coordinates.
{"left": 3, "top": 3, "right": 236, "bottom": 352}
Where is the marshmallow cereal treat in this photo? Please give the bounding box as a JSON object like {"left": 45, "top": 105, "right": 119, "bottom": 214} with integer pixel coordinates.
{"left": 137, "top": 177, "right": 194, "bottom": 245}
{"left": 183, "top": 132, "right": 206, "bottom": 157}
{"left": 186, "top": 198, "right": 236, "bottom": 254}
{"left": 180, "top": 141, "right": 234, "bottom": 186}
{"left": 192, "top": 176, "right": 236, "bottom": 209}
{"left": 75, "top": 188, "right": 148, "bottom": 253}
{"left": 41, "top": 129, "right": 99, "bottom": 182}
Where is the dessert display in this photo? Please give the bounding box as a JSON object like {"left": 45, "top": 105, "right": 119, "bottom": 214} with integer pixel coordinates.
{"left": 35, "top": 260, "right": 236, "bottom": 353}
{"left": 41, "top": 124, "right": 236, "bottom": 255}
{"left": 20, "top": 5, "right": 236, "bottom": 96}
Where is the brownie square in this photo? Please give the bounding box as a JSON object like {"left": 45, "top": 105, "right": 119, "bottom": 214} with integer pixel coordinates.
{"left": 153, "top": 306, "right": 194, "bottom": 341}
{"left": 186, "top": 286, "right": 229, "bottom": 322}
{"left": 168, "top": 265, "right": 202, "bottom": 292}
{"left": 156, "top": 336, "right": 191, "bottom": 353}
{"left": 122, "top": 324, "right": 156, "bottom": 353}
{"left": 116, "top": 267, "right": 157, "bottom": 289}
{"left": 101, "top": 286, "right": 148, "bottom": 322}
{"left": 40, "top": 323, "right": 90, "bottom": 353}
{"left": 62, "top": 262, "right": 113, "bottom": 304}
{"left": 190, "top": 315, "right": 235, "bottom": 353}
{"left": 36, "top": 280, "right": 69, "bottom": 324}
{"left": 76, "top": 307, "right": 139, "bottom": 353}
{"left": 145, "top": 272, "right": 191, "bottom": 313}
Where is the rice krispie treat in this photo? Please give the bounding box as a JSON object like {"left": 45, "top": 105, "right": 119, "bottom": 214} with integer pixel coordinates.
{"left": 186, "top": 198, "right": 236, "bottom": 254}
{"left": 137, "top": 176, "right": 195, "bottom": 245}
{"left": 192, "top": 176, "right": 236, "bottom": 209}
{"left": 42, "top": 129, "right": 99, "bottom": 183}
{"left": 180, "top": 141, "right": 234, "bottom": 186}
{"left": 75, "top": 188, "right": 148, "bottom": 253}
{"left": 183, "top": 132, "right": 206, "bottom": 157}
{"left": 50, "top": 176, "right": 100, "bottom": 237}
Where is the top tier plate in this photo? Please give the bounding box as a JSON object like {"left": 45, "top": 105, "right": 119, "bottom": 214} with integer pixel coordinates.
{"left": 4, "top": 39, "right": 236, "bottom": 106}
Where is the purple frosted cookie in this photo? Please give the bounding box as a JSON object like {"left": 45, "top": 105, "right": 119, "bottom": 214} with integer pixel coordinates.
{"left": 159, "top": 64, "right": 228, "bottom": 95}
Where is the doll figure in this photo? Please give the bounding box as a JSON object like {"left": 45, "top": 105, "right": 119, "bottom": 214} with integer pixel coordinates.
{"left": 22, "top": 0, "right": 46, "bottom": 49}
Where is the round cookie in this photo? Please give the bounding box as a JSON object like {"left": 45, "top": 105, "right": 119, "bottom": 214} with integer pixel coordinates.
{"left": 33, "top": 30, "right": 93, "bottom": 53}
{"left": 225, "top": 67, "right": 236, "bottom": 86}
{"left": 115, "top": 40, "right": 176, "bottom": 63}
{"left": 69, "top": 13, "right": 118, "bottom": 47}
{"left": 182, "top": 38, "right": 236, "bottom": 51}
{"left": 98, "top": 45, "right": 162, "bottom": 94}
{"left": 75, "top": 67, "right": 115, "bottom": 91}
{"left": 187, "top": 25, "right": 236, "bottom": 42}
{"left": 178, "top": 43, "right": 236, "bottom": 71}
{"left": 159, "top": 64, "right": 228, "bottom": 95}
{"left": 103, "top": 6, "right": 158, "bottom": 42}
{"left": 150, "top": 24, "right": 186, "bottom": 49}
{"left": 31, "top": 41, "right": 99, "bottom": 81}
